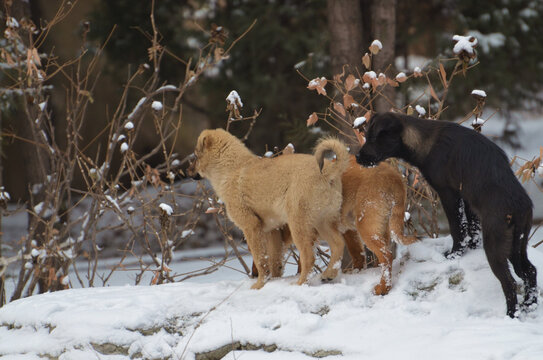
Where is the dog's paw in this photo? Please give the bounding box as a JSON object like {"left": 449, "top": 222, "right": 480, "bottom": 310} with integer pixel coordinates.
{"left": 295, "top": 276, "right": 309, "bottom": 286}
{"left": 444, "top": 249, "right": 464, "bottom": 259}
{"left": 251, "top": 280, "right": 266, "bottom": 290}
{"left": 373, "top": 283, "right": 391, "bottom": 296}
{"left": 521, "top": 290, "right": 539, "bottom": 313}
{"left": 321, "top": 267, "right": 339, "bottom": 281}
{"left": 321, "top": 276, "right": 335, "bottom": 283}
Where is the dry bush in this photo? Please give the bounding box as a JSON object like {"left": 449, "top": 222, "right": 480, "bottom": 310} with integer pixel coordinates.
{"left": 0, "top": 1, "right": 256, "bottom": 305}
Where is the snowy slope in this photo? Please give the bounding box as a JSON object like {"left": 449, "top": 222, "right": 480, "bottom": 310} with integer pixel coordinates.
{"left": 1, "top": 232, "right": 543, "bottom": 360}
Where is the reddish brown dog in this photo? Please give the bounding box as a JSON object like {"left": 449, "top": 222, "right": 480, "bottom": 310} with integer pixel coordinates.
{"left": 339, "top": 156, "right": 416, "bottom": 294}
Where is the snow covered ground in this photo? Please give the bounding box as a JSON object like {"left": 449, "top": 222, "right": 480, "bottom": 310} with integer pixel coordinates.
{"left": 1, "top": 228, "right": 543, "bottom": 360}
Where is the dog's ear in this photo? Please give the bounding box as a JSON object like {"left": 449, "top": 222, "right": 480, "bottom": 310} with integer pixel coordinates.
{"left": 202, "top": 134, "right": 213, "bottom": 149}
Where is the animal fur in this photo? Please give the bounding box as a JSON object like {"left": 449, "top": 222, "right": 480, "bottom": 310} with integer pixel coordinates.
{"left": 254, "top": 155, "right": 417, "bottom": 295}
{"left": 188, "top": 129, "right": 349, "bottom": 289}
{"left": 339, "top": 156, "right": 417, "bottom": 295}
{"left": 356, "top": 112, "right": 537, "bottom": 317}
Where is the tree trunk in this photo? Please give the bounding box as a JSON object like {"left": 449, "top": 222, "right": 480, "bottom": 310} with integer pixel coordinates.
{"left": 327, "top": 0, "right": 364, "bottom": 76}
{"left": 0, "top": 111, "right": 4, "bottom": 307}
{"left": 327, "top": 0, "right": 365, "bottom": 269}
{"left": 5, "top": 0, "right": 55, "bottom": 300}
{"left": 371, "top": 0, "right": 397, "bottom": 113}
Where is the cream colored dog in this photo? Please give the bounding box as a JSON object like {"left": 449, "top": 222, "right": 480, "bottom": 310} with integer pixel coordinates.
{"left": 254, "top": 156, "right": 417, "bottom": 295}
{"left": 188, "top": 129, "right": 349, "bottom": 289}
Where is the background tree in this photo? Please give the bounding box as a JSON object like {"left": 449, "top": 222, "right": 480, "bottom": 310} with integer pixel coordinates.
{"left": 90, "top": 0, "right": 330, "bottom": 153}
{"left": 1, "top": 0, "right": 58, "bottom": 299}
{"left": 371, "top": 0, "right": 396, "bottom": 113}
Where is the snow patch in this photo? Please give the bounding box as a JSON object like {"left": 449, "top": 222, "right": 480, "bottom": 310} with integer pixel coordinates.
{"left": 395, "top": 72, "right": 407, "bottom": 81}
{"left": 471, "top": 89, "right": 487, "bottom": 98}
{"left": 353, "top": 116, "right": 366, "bottom": 128}
{"left": 371, "top": 39, "right": 383, "bottom": 50}
{"left": 452, "top": 35, "right": 478, "bottom": 55}
{"left": 120, "top": 142, "right": 129, "bottom": 153}
{"left": 226, "top": 90, "right": 243, "bottom": 109}
{"left": 415, "top": 105, "right": 426, "bottom": 116}
{"left": 151, "top": 101, "right": 163, "bottom": 111}
{"left": 159, "top": 203, "right": 173, "bottom": 215}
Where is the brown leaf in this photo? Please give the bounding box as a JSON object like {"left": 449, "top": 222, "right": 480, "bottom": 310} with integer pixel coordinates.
{"left": 387, "top": 78, "right": 399, "bottom": 87}
{"left": 377, "top": 73, "right": 387, "bottom": 86}
{"left": 31, "top": 48, "right": 41, "bottom": 67}
{"left": 362, "top": 71, "right": 376, "bottom": 84}
{"left": 407, "top": 105, "right": 414, "bottom": 115}
{"left": 363, "top": 110, "right": 372, "bottom": 121}
{"left": 369, "top": 44, "right": 380, "bottom": 55}
{"left": 333, "top": 67, "right": 345, "bottom": 84}
{"left": 1, "top": 49, "right": 15, "bottom": 66}
{"left": 429, "top": 84, "right": 440, "bottom": 102}
{"left": 343, "top": 94, "right": 356, "bottom": 108}
{"left": 333, "top": 102, "right": 346, "bottom": 117}
{"left": 214, "top": 47, "right": 229, "bottom": 62}
{"left": 307, "top": 77, "right": 327, "bottom": 96}
{"left": 151, "top": 271, "right": 159, "bottom": 285}
{"left": 362, "top": 53, "right": 371, "bottom": 69}
{"left": 395, "top": 72, "right": 408, "bottom": 83}
{"left": 439, "top": 63, "right": 448, "bottom": 89}
{"left": 307, "top": 112, "right": 318, "bottom": 126}
{"left": 345, "top": 74, "right": 357, "bottom": 91}
{"left": 353, "top": 129, "right": 366, "bottom": 146}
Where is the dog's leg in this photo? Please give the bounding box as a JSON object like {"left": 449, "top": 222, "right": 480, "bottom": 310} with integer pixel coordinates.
{"left": 318, "top": 225, "right": 345, "bottom": 282}
{"left": 438, "top": 188, "right": 468, "bottom": 258}
{"left": 464, "top": 200, "right": 482, "bottom": 249}
{"left": 267, "top": 229, "right": 285, "bottom": 278}
{"left": 357, "top": 214, "right": 392, "bottom": 295}
{"left": 343, "top": 230, "right": 366, "bottom": 270}
{"left": 482, "top": 221, "right": 519, "bottom": 318}
{"left": 241, "top": 222, "right": 271, "bottom": 289}
{"left": 289, "top": 224, "right": 316, "bottom": 285}
{"left": 509, "top": 224, "right": 538, "bottom": 311}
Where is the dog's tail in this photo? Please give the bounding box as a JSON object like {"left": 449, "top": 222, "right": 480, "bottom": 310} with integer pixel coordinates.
{"left": 314, "top": 137, "right": 350, "bottom": 182}
{"left": 389, "top": 184, "right": 418, "bottom": 245}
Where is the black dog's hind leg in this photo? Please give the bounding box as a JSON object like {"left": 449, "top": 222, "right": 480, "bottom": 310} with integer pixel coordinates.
{"left": 464, "top": 200, "right": 482, "bottom": 249}
{"left": 438, "top": 189, "right": 469, "bottom": 258}
{"left": 483, "top": 221, "right": 519, "bottom": 318}
{"left": 509, "top": 225, "right": 538, "bottom": 311}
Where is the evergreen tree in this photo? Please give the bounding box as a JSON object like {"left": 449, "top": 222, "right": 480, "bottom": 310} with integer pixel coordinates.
{"left": 442, "top": 0, "right": 543, "bottom": 119}
{"left": 91, "top": 0, "right": 329, "bottom": 152}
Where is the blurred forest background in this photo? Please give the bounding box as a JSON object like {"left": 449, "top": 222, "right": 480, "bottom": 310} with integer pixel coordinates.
{"left": 2, "top": 0, "right": 542, "bottom": 200}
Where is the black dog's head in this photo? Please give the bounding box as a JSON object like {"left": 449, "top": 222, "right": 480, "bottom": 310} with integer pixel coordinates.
{"left": 356, "top": 113, "right": 404, "bottom": 167}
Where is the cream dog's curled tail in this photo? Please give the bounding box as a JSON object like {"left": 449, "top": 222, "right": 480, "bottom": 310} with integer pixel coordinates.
{"left": 314, "top": 137, "right": 350, "bottom": 182}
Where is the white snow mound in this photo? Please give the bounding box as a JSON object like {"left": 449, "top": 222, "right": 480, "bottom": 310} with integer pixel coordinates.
{"left": 1, "top": 235, "right": 543, "bottom": 359}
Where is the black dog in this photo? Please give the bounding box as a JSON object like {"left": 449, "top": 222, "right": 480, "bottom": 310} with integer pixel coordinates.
{"left": 356, "top": 112, "right": 537, "bottom": 318}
